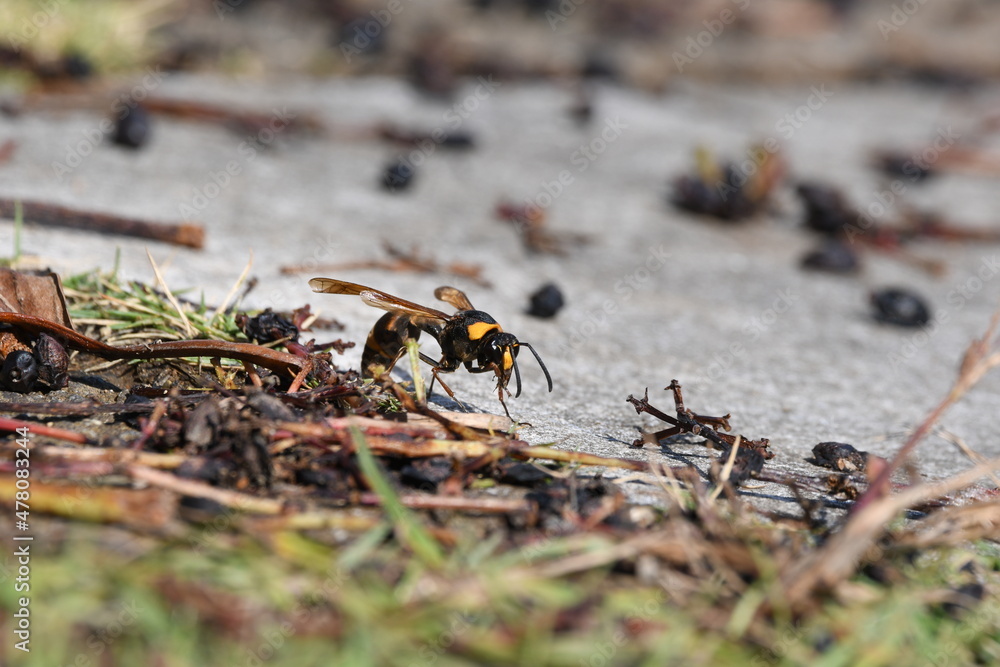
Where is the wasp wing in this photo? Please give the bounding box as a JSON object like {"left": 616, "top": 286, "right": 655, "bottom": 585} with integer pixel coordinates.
{"left": 310, "top": 277, "right": 387, "bottom": 298}
{"left": 310, "top": 277, "right": 451, "bottom": 323}
{"left": 434, "top": 286, "right": 475, "bottom": 311}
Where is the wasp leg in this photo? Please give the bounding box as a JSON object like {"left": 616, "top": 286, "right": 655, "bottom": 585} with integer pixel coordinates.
{"left": 417, "top": 352, "right": 449, "bottom": 397}
{"left": 461, "top": 361, "right": 516, "bottom": 419}
{"left": 429, "top": 367, "right": 456, "bottom": 399}
{"left": 463, "top": 363, "right": 496, "bottom": 374}
{"left": 427, "top": 360, "right": 479, "bottom": 413}
{"left": 497, "top": 388, "right": 514, "bottom": 421}
{"left": 380, "top": 347, "right": 408, "bottom": 375}
{"left": 463, "top": 361, "right": 509, "bottom": 396}
{"left": 424, "top": 352, "right": 459, "bottom": 396}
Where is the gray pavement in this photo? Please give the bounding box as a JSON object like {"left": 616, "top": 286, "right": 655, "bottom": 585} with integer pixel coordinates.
{"left": 2, "top": 73, "right": 999, "bottom": 509}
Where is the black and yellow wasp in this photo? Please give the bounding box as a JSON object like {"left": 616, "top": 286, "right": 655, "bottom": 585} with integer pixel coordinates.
{"left": 309, "top": 278, "right": 552, "bottom": 417}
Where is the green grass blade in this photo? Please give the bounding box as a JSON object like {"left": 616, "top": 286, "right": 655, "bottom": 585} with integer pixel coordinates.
{"left": 350, "top": 426, "right": 444, "bottom": 567}
{"left": 405, "top": 339, "right": 425, "bottom": 405}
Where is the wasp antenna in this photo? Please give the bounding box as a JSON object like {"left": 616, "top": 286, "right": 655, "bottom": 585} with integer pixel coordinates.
{"left": 520, "top": 342, "right": 553, "bottom": 392}
{"left": 511, "top": 349, "right": 523, "bottom": 398}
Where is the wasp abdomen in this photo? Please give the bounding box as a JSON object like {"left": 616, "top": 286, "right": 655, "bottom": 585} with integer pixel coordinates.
{"left": 361, "top": 311, "right": 422, "bottom": 377}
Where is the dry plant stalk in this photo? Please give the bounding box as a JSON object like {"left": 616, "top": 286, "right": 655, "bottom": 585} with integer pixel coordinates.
{"left": 277, "top": 419, "right": 650, "bottom": 471}
{"left": 30, "top": 444, "right": 187, "bottom": 469}
{"left": 781, "top": 308, "right": 1000, "bottom": 610}
{"left": 0, "top": 198, "right": 205, "bottom": 248}
{"left": 859, "top": 309, "right": 1000, "bottom": 510}
{"left": 895, "top": 500, "right": 1000, "bottom": 549}
{"left": 0, "top": 311, "right": 307, "bottom": 377}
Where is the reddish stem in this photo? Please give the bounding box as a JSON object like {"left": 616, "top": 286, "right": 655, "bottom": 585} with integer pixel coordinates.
{"left": 0, "top": 416, "right": 90, "bottom": 444}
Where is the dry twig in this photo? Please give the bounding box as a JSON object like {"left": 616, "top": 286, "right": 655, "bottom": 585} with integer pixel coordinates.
{"left": 0, "top": 198, "right": 205, "bottom": 248}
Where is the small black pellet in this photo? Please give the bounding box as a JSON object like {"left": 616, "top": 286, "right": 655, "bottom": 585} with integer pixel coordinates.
{"left": 382, "top": 160, "right": 415, "bottom": 191}
{"left": 242, "top": 309, "right": 299, "bottom": 344}
{"left": 801, "top": 241, "right": 859, "bottom": 274}
{"left": 870, "top": 287, "right": 931, "bottom": 327}
{"left": 526, "top": 283, "right": 565, "bottom": 318}
{"left": 1, "top": 350, "right": 39, "bottom": 393}
{"left": 113, "top": 104, "right": 151, "bottom": 149}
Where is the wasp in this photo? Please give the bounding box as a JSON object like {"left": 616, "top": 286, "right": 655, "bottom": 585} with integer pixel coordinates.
{"left": 309, "top": 278, "right": 553, "bottom": 417}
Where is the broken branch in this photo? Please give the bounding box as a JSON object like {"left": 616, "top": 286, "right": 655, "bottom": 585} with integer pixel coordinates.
{"left": 0, "top": 312, "right": 307, "bottom": 377}
{"left": 0, "top": 198, "right": 205, "bottom": 249}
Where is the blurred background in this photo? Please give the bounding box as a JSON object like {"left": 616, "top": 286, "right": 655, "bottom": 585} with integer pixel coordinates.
{"left": 2, "top": 2, "right": 1000, "bottom": 664}
{"left": 5, "top": 0, "right": 1000, "bottom": 85}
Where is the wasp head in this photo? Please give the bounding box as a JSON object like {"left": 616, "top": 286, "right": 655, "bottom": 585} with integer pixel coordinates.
{"left": 482, "top": 332, "right": 553, "bottom": 398}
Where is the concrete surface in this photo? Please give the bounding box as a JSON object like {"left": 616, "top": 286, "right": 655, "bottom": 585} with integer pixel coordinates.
{"left": 2, "top": 73, "right": 999, "bottom": 509}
